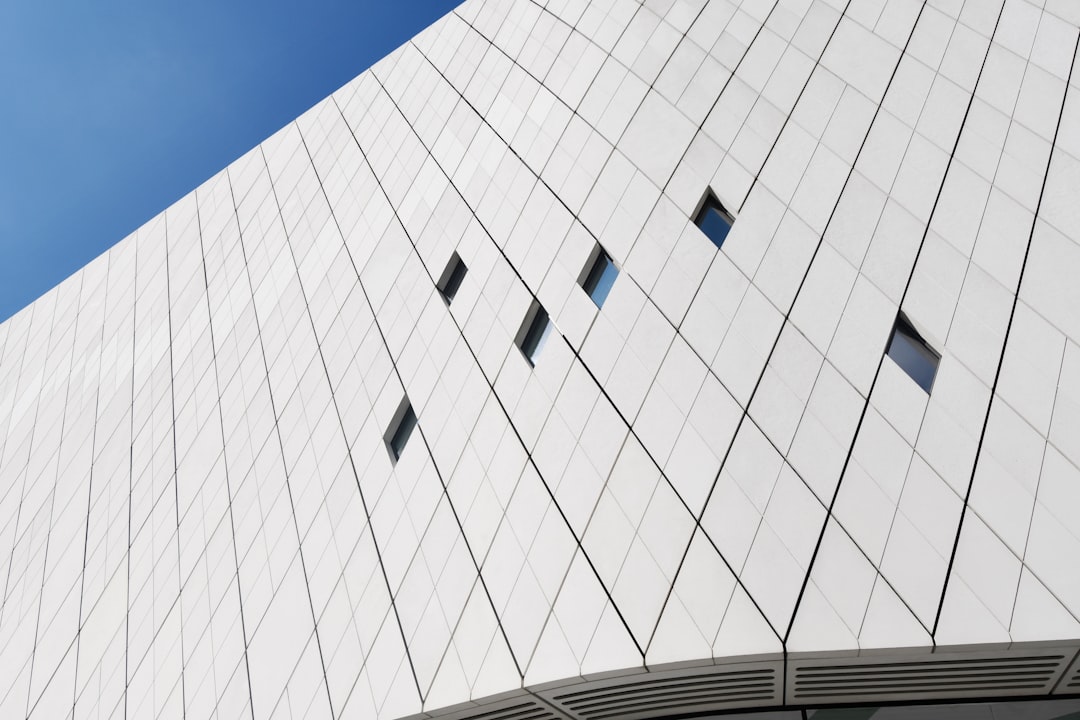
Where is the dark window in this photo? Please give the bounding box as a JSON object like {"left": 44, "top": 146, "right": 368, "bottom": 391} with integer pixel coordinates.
{"left": 887, "top": 314, "right": 940, "bottom": 393}
{"left": 517, "top": 303, "right": 552, "bottom": 366}
{"left": 694, "top": 191, "right": 735, "bottom": 249}
{"left": 437, "top": 252, "right": 468, "bottom": 303}
{"left": 386, "top": 398, "right": 418, "bottom": 462}
{"left": 808, "top": 697, "right": 1080, "bottom": 718}
{"left": 581, "top": 247, "right": 618, "bottom": 308}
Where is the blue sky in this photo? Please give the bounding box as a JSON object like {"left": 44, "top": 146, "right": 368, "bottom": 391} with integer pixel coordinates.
{"left": 0, "top": 0, "right": 461, "bottom": 322}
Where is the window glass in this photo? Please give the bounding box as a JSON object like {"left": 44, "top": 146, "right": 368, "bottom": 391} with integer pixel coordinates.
{"left": 809, "top": 697, "right": 1080, "bottom": 719}
{"left": 695, "top": 192, "right": 735, "bottom": 249}
{"left": 582, "top": 250, "right": 618, "bottom": 308}
{"left": 887, "top": 315, "right": 940, "bottom": 393}
{"left": 519, "top": 305, "right": 552, "bottom": 366}
{"left": 387, "top": 402, "right": 417, "bottom": 462}
{"left": 438, "top": 252, "right": 467, "bottom": 303}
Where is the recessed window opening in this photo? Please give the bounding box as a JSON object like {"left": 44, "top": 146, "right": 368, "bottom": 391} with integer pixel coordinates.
{"left": 385, "top": 396, "right": 418, "bottom": 463}
{"left": 517, "top": 301, "right": 553, "bottom": 367}
{"left": 437, "top": 252, "right": 468, "bottom": 304}
{"left": 580, "top": 246, "right": 618, "bottom": 308}
{"left": 694, "top": 189, "right": 735, "bottom": 249}
{"left": 887, "top": 313, "right": 940, "bottom": 393}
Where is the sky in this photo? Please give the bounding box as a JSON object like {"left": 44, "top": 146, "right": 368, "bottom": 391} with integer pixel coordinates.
{"left": 0, "top": 0, "right": 462, "bottom": 323}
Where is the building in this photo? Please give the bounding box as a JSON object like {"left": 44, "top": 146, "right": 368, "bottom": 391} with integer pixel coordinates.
{"left": 1, "top": 0, "right": 1079, "bottom": 718}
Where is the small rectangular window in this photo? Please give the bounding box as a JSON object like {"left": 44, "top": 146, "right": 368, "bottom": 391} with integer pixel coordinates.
{"left": 516, "top": 302, "right": 552, "bottom": 367}
{"left": 385, "top": 397, "right": 418, "bottom": 462}
{"left": 437, "top": 252, "right": 468, "bottom": 303}
{"left": 580, "top": 247, "right": 618, "bottom": 308}
{"left": 887, "top": 314, "right": 940, "bottom": 393}
{"left": 694, "top": 190, "right": 735, "bottom": 249}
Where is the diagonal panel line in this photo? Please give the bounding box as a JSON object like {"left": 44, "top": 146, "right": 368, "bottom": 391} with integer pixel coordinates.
{"left": 163, "top": 208, "right": 190, "bottom": 718}
{"left": 933, "top": 28, "right": 1080, "bottom": 638}
{"left": 0, "top": 298, "right": 59, "bottom": 633}
{"left": 251, "top": 139, "right": 421, "bottom": 709}
{"left": 22, "top": 272, "right": 86, "bottom": 718}
{"left": 293, "top": 108, "right": 529, "bottom": 696}
{"left": 784, "top": 1, "right": 1012, "bottom": 646}
{"left": 413, "top": 0, "right": 932, "bottom": 656}
{"left": 366, "top": 51, "right": 656, "bottom": 660}
{"left": 223, "top": 156, "right": 338, "bottom": 717}
{"left": 410, "top": 9, "right": 787, "bottom": 646}
{"left": 69, "top": 258, "right": 111, "bottom": 718}
{"left": 191, "top": 188, "right": 257, "bottom": 720}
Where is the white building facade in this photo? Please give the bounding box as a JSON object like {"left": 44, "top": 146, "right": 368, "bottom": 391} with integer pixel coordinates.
{"left": 1, "top": 0, "right": 1079, "bottom": 718}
